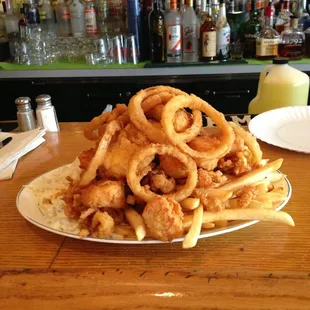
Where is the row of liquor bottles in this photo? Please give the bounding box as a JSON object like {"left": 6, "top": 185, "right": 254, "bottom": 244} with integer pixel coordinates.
{"left": 148, "top": 0, "right": 310, "bottom": 63}
{"left": 0, "top": 0, "right": 127, "bottom": 39}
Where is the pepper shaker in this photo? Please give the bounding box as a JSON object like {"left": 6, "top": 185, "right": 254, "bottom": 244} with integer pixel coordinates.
{"left": 35, "top": 95, "right": 60, "bottom": 132}
{"left": 15, "top": 97, "right": 37, "bottom": 132}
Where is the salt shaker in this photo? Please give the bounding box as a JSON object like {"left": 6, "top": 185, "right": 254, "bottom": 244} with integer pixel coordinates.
{"left": 35, "top": 95, "right": 60, "bottom": 132}
{"left": 15, "top": 97, "right": 37, "bottom": 132}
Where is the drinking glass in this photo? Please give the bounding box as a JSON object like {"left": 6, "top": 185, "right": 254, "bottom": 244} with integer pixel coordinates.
{"left": 229, "top": 42, "right": 245, "bottom": 60}
{"left": 124, "top": 35, "right": 139, "bottom": 64}
{"left": 111, "top": 35, "right": 124, "bottom": 64}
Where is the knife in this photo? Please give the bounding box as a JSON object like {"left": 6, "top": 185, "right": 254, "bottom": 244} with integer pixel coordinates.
{"left": 0, "top": 137, "right": 12, "bottom": 149}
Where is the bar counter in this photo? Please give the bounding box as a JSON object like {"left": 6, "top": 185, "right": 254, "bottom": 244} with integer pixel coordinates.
{"left": 1, "top": 123, "right": 309, "bottom": 309}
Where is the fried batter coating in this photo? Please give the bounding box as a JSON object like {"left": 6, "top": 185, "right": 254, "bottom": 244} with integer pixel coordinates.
{"left": 80, "top": 180, "right": 126, "bottom": 209}
{"left": 197, "top": 169, "right": 228, "bottom": 188}
{"left": 149, "top": 171, "right": 176, "bottom": 194}
{"left": 91, "top": 211, "right": 115, "bottom": 238}
{"left": 78, "top": 148, "right": 96, "bottom": 170}
{"left": 142, "top": 197, "right": 184, "bottom": 241}
{"left": 159, "top": 155, "right": 187, "bottom": 179}
{"left": 236, "top": 186, "right": 259, "bottom": 208}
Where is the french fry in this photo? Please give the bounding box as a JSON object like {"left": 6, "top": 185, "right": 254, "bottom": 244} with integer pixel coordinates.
{"left": 124, "top": 207, "right": 147, "bottom": 241}
{"left": 183, "top": 208, "right": 294, "bottom": 229}
{"left": 201, "top": 223, "right": 215, "bottom": 229}
{"left": 183, "top": 204, "right": 203, "bottom": 249}
{"left": 195, "top": 188, "right": 233, "bottom": 201}
{"left": 267, "top": 172, "right": 285, "bottom": 183}
{"left": 219, "top": 158, "right": 283, "bottom": 192}
{"left": 114, "top": 225, "right": 136, "bottom": 237}
{"left": 180, "top": 198, "right": 200, "bottom": 210}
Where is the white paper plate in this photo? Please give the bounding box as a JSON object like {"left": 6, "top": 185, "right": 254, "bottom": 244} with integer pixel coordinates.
{"left": 249, "top": 106, "right": 310, "bottom": 153}
{"left": 16, "top": 165, "right": 292, "bottom": 245}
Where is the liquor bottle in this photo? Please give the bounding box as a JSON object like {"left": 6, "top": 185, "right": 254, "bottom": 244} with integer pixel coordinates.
{"left": 70, "top": 0, "right": 85, "bottom": 37}
{"left": 4, "top": 5, "right": 19, "bottom": 40}
{"left": 279, "top": 16, "right": 305, "bottom": 59}
{"left": 141, "top": 0, "right": 152, "bottom": 61}
{"left": 0, "top": 1, "right": 10, "bottom": 61}
{"left": 149, "top": 0, "right": 165, "bottom": 62}
{"left": 195, "top": 0, "right": 201, "bottom": 15}
{"left": 211, "top": 0, "right": 218, "bottom": 21}
{"left": 24, "top": 0, "right": 40, "bottom": 29}
{"left": 18, "top": 3, "right": 27, "bottom": 38}
{"left": 39, "top": 0, "right": 56, "bottom": 34}
{"left": 127, "top": 0, "right": 142, "bottom": 56}
{"left": 182, "top": 0, "right": 198, "bottom": 62}
{"left": 304, "top": 26, "right": 310, "bottom": 56}
{"left": 55, "top": 0, "right": 72, "bottom": 37}
{"left": 180, "top": 0, "right": 187, "bottom": 13}
{"left": 216, "top": 0, "right": 230, "bottom": 60}
{"left": 200, "top": 0, "right": 216, "bottom": 61}
{"left": 84, "top": 0, "right": 98, "bottom": 35}
{"left": 275, "top": 0, "right": 291, "bottom": 34}
{"left": 165, "top": 0, "right": 182, "bottom": 62}
{"left": 256, "top": 0, "right": 280, "bottom": 60}
{"left": 243, "top": 0, "right": 260, "bottom": 58}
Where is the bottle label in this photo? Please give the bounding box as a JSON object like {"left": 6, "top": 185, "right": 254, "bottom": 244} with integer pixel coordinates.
{"left": 183, "top": 24, "right": 197, "bottom": 54}
{"left": 85, "top": 8, "right": 98, "bottom": 34}
{"left": 256, "top": 38, "right": 279, "bottom": 56}
{"left": 202, "top": 31, "right": 216, "bottom": 57}
{"left": 152, "top": 19, "right": 164, "bottom": 36}
{"left": 216, "top": 26, "right": 230, "bottom": 56}
{"left": 61, "top": 9, "right": 70, "bottom": 20}
{"left": 39, "top": 10, "right": 47, "bottom": 20}
{"left": 166, "top": 25, "right": 181, "bottom": 51}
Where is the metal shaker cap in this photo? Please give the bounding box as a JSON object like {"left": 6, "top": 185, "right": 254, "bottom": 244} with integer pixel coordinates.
{"left": 15, "top": 97, "right": 32, "bottom": 111}
{"left": 35, "top": 94, "right": 52, "bottom": 107}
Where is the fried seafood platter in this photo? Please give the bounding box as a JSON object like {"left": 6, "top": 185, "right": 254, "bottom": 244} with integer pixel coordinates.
{"left": 58, "top": 86, "right": 294, "bottom": 248}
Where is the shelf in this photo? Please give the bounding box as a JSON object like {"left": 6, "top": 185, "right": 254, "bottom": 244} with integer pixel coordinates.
{"left": 1, "top": 59, "right": 310, "bottom": 79}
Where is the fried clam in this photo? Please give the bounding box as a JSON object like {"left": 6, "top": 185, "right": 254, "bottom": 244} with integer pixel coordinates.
{"left": 161, "top": 94, "right": 235, "bottom": 160}
{"left": 127, "top": 144, "right": 198, "bottom": 203}
{"left": 128, "top": 86, "right": 202, "bottom": 144}
{"left": 142, "top": 196, "right": 184, "bottom": 241}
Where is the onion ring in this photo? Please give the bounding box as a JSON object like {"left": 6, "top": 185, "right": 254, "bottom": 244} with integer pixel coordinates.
{"left": 161, "top": 94, "right": 235, "bottom": 160}
{"left": 128, "top": 86, "right": 202, "bottom": 143}
{"left": 127, "top": 144, "right": 198, "bottom": 202}
{"left": 80, "top": 120, "right": 122, "bottom": 186}
{"left": 84, "top": 112, "right": 111, "bottom": 141}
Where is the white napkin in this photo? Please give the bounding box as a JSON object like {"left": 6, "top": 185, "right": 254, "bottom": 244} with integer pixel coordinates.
{"left": 0, "top": 128, "right": 46, "bottom": 180}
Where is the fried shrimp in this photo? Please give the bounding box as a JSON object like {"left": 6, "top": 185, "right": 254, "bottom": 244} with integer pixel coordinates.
{"left": 142, "top": 197, "right": 184, "bottom": 241}
{"left": 80, "top": 180, "right": 126, "bottom": 209}
{"left": 90, "top": 211, "right": 115, "bottom": 238}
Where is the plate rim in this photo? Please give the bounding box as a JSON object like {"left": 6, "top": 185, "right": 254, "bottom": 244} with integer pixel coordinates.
{"left": 249, "top": 106, "right": 310, "bottom": 154}
{"left": 16, "top": 164, "right": 292, "bottom": 245}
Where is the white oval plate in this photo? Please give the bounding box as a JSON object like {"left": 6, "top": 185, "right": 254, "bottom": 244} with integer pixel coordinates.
{"left": 16, "top": 165, "right": 292, "bottom": 244}
{"left": 249, "top": 106, "right": 310, "bottom": 154}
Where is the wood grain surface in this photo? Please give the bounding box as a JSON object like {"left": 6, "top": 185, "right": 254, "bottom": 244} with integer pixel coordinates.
{"left": 1, "top": 123, "right": 309, "bottom": 309}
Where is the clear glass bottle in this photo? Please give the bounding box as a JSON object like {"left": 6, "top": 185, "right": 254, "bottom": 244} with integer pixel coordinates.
{"left": 256, "top": 0, "right": 280, "bottom": 60}
{"left": 216, "top": 0, "right": 230, "bottom": 60}
{"left": 4, "top": 6, "right": 20, "bottom": 40}
{"left": 180, "top": 0, "right": 186, "bottom": 13}
{"left": 243, "top": 0, "right": 260, "bottom": 58}
{"left": 84, "top": 0, "right": 98, "bottom": 35}
{"left": 200, "top": 0, "right": 216, "bottom": 61}
{"left": 24, "top": 0, "right": 40, "bottom": 29}
{"left": 39, "top": 0, "right": 56, "bottom": 34}
{"left": 70, "top": 0, "right": 86, "bottom": 37}
{"left": 211, "top": 0, "right": 218, "bottom": 21}
{"left": 195, "top": 0, "right": 201, "bottom": 16}
{"left": 182, "top": 0, "right": 198, "bottom": 62}
{"left": 279, "top": 16, "right": 305, "bottom": 59}
{"left": 18, "top": 4, "right": 27, "bottom": 38}
{"left": 165, "top": 0, "right": 182, "bottom": 62}
{"left": 55, "top": 0, "right": 72, "bottom": 37}
{"left": 275, "top": 0, "right": 291, "bottom": 34}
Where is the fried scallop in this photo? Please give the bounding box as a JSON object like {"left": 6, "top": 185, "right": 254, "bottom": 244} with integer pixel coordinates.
{"left": 80, "top": 180, "right": 126, "bottom": 209}
{"left": 142, "top": 197, "right": 184, "bottom": 241}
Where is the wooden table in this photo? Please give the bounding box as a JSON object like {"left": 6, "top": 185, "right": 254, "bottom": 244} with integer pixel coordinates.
{"left": 1, "top": 123, "right": 309, "bottom": 309}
